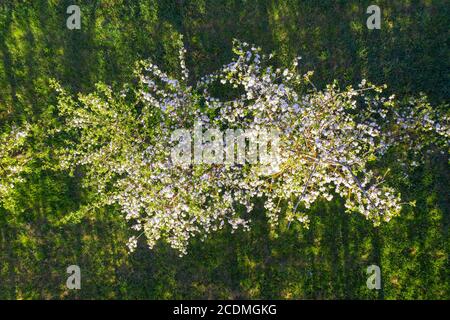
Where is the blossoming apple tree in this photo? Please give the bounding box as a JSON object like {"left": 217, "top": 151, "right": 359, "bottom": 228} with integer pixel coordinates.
{"left": 48, "top": 39, "right": 449, "bottom": 255}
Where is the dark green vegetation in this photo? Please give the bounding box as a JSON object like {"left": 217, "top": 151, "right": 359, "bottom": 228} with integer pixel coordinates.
{"left": 0, "top": 0, "right": 448, "bottom": 299}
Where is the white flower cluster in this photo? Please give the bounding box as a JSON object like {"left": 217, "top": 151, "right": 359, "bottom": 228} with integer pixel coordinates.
{"left": 0, "top": 126, "right": 30, "bottom": 201}
{"left": 53, "top": 39, "right": 449, "bottom": 255}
